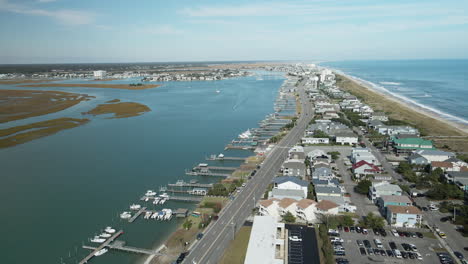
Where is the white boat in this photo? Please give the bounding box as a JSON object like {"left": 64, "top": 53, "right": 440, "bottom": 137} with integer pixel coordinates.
{"left": 144, "top": 211, "right": 152, "bottom": 219}
{"left": 151, "top": 212, "right": 158, "bottom": 219}
{"left": 130, "top": 204, "right": 141, "bottom": 210}
{"left": 100, "top": 232, "right": 111, "bottom": 238}
{"left": 120, "top": 211, "right": 132, "bottom": 219}
{"left": 218, "top": 153, "right": 225, "bottom": 158}
{"left": 145, "top": 190, "right": 157, "bottom": 196}
{"left": 163, "top": 209, "right": 173, "bottom": 220}
{"left": 215, "top": 89, "right": 221, "bottom": 93}
{"left": 104, "top": 226, "right": 116, "bottom": 234}
{"left": 94, "top": 248, "right": 108, "bottom": 256}
{"left": 239, "top": 129, "right": 252, "bottom": 139}
{"left": 157, "top": 211, "right": 165, "bottom": 220}
{"left": 153, "top": 197, "right": 161, "bottom": 205}
{"left": 159, "top": 198, "right": 167, "bottom": 205}
{"left": 144, "top": 197, "right": 149, "bottom": 202}
{"left": 90, "top": 236, "right": 106, "bottom": 243}
{"left": 159, "top": 193, "right": 169, "bottom": 199}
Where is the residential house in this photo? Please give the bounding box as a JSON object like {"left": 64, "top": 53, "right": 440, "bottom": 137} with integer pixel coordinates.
{"left": 408, "top": 153, "right": 429, "bottom": 165}
{"left": 351, "top": 148, "right": 379, "bottom": 165}
{"left": 414, "top": 149, "right": 455, "bottom": 163}
{"left": 302, "top": 137, "right": 330, "bottom": 145}
{"left": 335, "top": 131, "right": 359, "bottom": 145}
{"left": 392, "top": 137, "right": 433, "bottom": 153}
{"left": 282, "top": 159, "right": 306, "bottom": 178}
{"left": 445, "top": 171, "right": 468, "bottom": 192}
{"left": 369, "top": 181, "right": 403, "bottom": 203}
{"left": 377, "top": 195, "right": 412, "bottom": 213}
{"left": 377, "top": 126, "right": 419, "bottom": 136}
{"left": 431, "top": 158, "right": 468, "bottom": 172}
{"left": 386, "top": 205, "right": 422, "bottom": 228}
{"left": 312, "top": 165, "right": 334, "bottom": 180}
{"left": 272, "top": 176, "right": 309, "bottom": 198}
{"left": 316, "top": 200, "right": 340, "bottom": 215}
{"left": 271, "top": 189, "right": 306, "bottom": 200}
{"left": 288, "top": 146, "right": 306, "bottom": 160}
{"left": 352, "top": 160, "right": 381, "bottom": 177}
{"left": 295, "top": 199, "right": 319, "bottom": 223}
{"left": 370, "top": 112, "right": 389, "bottom": 122}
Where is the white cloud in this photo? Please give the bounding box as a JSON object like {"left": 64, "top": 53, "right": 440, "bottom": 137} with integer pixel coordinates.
{"left": 0, "top": 0, "right": 94, "bottom": 25}
{"left": 137, "top": 25, "right": 184, "bottom": 35}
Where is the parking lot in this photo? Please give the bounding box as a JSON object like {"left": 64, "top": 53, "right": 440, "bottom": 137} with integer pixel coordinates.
{"left": 286, "top": 224, "right": 320, "bottom": 264}
{"left": 332, "top": 227, "right": 444, "bottom": 264}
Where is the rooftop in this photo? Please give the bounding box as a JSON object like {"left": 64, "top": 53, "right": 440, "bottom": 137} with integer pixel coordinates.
{"left": 271, "top": 189, "right": 305, "bottom": 200}
{"left": 387, "top": 205, "right": 422, "bottom": 215}
{"left": 244, "top": 216, "right": 285, "bottom": 264}
{"left": 379, "top": 195, "right": 412, "bottom": 204}
{"left": 316, "top": 200, "right": 339, "bottom": 211}
{"left": 273, "top": 176, "right": 308, "bottom": 187}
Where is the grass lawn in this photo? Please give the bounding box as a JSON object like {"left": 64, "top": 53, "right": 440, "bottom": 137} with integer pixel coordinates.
{"left": 422, "top": 231, "right": 437, "bottom": 239}
{"left": 219, "top": 226, "right": 252, "bottom": 264}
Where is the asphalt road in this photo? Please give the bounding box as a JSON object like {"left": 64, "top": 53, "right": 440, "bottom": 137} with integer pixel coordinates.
{"left": 182, "top": 78, "right": 314, "bottom": 264}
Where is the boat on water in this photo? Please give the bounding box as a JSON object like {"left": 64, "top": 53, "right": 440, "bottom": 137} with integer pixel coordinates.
{"left": 145, "top": 190, "right": 157, "bottom": 196}
{"left": 120, "top": 211, "right": 132, "bottom": 219}
{"left": 90, "top": 236, "right": 106, "bottom": 243}
{"left": 100, "top": 232, "right": 111, "bottom": 238}
{"left": 159, "top": 198, "right": 167, "bottom": 205}
{"left": 163, "top": 209, "right": 173, "bottom": 220}
{"left": 153, "top": 197, "right": 161, "bottom": 204}
{"left": 157, "top": 211, "right": 165, "bottom": 220}
{"left": 151, "top": 212, "right": 158, "bottom": 219}
{"left": 144, "top": 211, "right": 152, "bottom": 219}
{"left": 130, "top": 204, "right": 141, "bottom": 210}
{"left": 239, "top": 129, "right": 252, "bottom": 139}
{"left": 218, "top": 153, "right": 225, "bottom": 158}
{"left": 94, "top": 248, "right": 108, "bottom": 257}
{"left": 159, "top": 193, "right": 169, "bottom": 199}
{"left": 104, "top": 226, "right": 116, "bottom": 234}
{"left": 215, "top": 89, "right": 221, "bottom": 93}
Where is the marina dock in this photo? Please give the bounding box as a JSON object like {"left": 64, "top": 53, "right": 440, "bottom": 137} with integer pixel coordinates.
{"left": 192, "top": 165, "right": 238, "bottom": 171}
{"left": 108, "top": 240, "right": 163, "bottom": 255}
{"left": 185, "top": 170, "right": 232, "bottom": 177}
{"left": 128, "top": 207, "right": 147, "bottom": 223}
{"left": 79, "top": 230, "right": 123, "bottom": 264}
{"left": 168, "top": 196, "right": 203, "bottom": 202}
{"left": 168, "top": 181, "right": 213, "bottom": 188}
{"left": 206, "top": 155, "right": 246, "bottom": 161}
{"left": 224, "top": 144, "right": 256, "bottom": 150}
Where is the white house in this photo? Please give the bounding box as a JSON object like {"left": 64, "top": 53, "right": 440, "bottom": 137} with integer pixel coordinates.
{"left": 335, "top": 131, "right": 358, "bottom": 145}
{"left": 244, "top": 216, "right": 286, "bottom": 264}
{"left": 272, "top": 176, "right": 308, "bottom": 198}
{"left": 386, "top": 205, "right": 422, "bottom": 228}
{"left": 93, "top": 70, "right": 107, "bottom": 79}
{"left": 370, "top": 112, "right": 389, "bottom": 122}
{"left": 259, "top": 198, "right": 319, "bottom": 223}
{"left": 302, "top": 137, "right": 330, "bottom": 145}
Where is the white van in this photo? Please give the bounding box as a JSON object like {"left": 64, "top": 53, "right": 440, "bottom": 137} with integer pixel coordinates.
{"left": 394, "top": 249, "right": 402, "bottom": 259}
{"left": 374, "top": 239, "right": 383, "bottom": 248}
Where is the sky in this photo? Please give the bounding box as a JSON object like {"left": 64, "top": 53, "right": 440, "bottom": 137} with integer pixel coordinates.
{"left": 0, "top": 0, "right": 467, "bottom": 63}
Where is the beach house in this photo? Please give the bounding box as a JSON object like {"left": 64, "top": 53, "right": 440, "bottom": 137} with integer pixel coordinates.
{"left": 244, "top": 216, "right": 286, "bottom": 264}
{"left": 369, "top": 181, "right": 402, "bottom": 203}
{"left": 386, "top": 205, "right": 422, "bottom": 228}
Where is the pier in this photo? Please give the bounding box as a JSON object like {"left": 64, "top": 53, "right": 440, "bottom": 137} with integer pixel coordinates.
{"left": 206, "top": 155, "right": 246, "bottom": 161}
{"left": 185, "top": 170, "right": 232, "bottom": 177}
{"left": 168, "top": 196, "right": 203, "bottom": 202}
{"left": 193, "top": 165, "right": 238, "bottom": 171}
{"left": 224, "top": 144, "right": 256, "bottom": 150}
{"left": 168, "top": 181, "right": 213, "bottom": 188}
{"left": 79, "top": 230, "right": 123, "bottom": 264}
{"left": 128, "top": 207, "right": 147, "bottom": 223}
{"left": 108, "top": 240, "right": 163, "bottom": 255}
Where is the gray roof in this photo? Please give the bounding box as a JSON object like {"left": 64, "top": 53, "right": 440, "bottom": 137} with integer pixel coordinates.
{"left": 271, "top": 188, "right": 305, "bottom": 199}
{"left": 335, "top": 131, "right": 357, "bottom": 137}
{"left": 273, "top": 176, "right": 308, "bottom": 187}
{"left": 315, "top": 186, "right": 342, "bottom": 195}
{"left": 379, "top": 195, "right": 412, "bottom": 203}
{"left": 447, "top": 171, "right": 468, "bottom": 179}
{"left": 312, "top": 178, "right": 339, "bottom": 186}
{"left": 416, "top": 149, "right": 455, "bottom": 156}
{"left": 283, "top": 160, "right": 306, "bottom": 170}
{"left": 316, "top": 195, "right": 345, "bottom": 205}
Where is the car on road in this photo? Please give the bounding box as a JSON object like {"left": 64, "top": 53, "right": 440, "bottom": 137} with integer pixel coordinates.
{"left": 176, "top": 252, "right": 188, "bottom": 264}
{"left": 196, "top": 233, "right": 204, "bottom": 240}
{"left": 289, "top": 236, "right": 302, "bottom": 242}
{"left": 359, "top": 247, "right": 367, "bottom": 255}
{"left": 454, "top": 252, "right": 464, "bottom": 260}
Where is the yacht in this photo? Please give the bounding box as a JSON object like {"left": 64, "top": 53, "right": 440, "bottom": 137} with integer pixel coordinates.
{"left": 145, "top": 190, "right": 157, "bottom": 196}
{"left": 151, "top": 212, "right": 158, "bottom": 219}
{"left": 159, "top": 198, "right": 167, "bottom": 205}
{"left": 100, "top": 232, "right": 111, "bottom": 238}
{"left": 90, "top": 236, "right": 106, "bottom": 243}
{"left": 239, "top": 129, "right": 252, "bottom": 139}
{"left": 120, "top": 211, "right": 132, "bottom": 219}
{"left": 104, "top": 227, "right": 116, "bottom": 234}
{"left": 218, "top": 153, "right": 225, "bottom": 158}
{"left": 94, "top": 248, "right": 108, "bottom": 257}
{"left": 157, "top": 211, "right": 165, "bottom": 220}
{"left": 159, "top": 193, "right": 169, "bottom": 199}
{"left": 153, "top": 197, "right": 161, "bottom": 205}
{"left": 163, "top": 209, "right": 173, "bottom": 220}
{"left": 130, "top": 204, "right": 141, "bottom": 210}
{"left": 144, "top": 211, "right": 152, "bottom": 219}
{"left": 215, "top": 89, "right": 221, "bottom": 93}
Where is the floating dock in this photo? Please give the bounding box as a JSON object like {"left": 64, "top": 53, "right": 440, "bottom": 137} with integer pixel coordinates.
{"left": 108, "top": 240, "right": 163, "bottom": 255}
{"left": 128, "top": 207, "right": 147, "bottom": 223}
{"left": 79, "top": 230, "right": 123, "bottom": 264}
{"left": 168, "top": 181, "right": 213, "bottom": 188}
{"left": 168, "top": 196, "right": 203, "bottom": 202}
{"left": 206, "top": 155, "right": 246, "bottom": 161}
{"left": 192, "top": 165, "right": 238, "bottom": 171}
{"left": 224, "top": 144, "right": 256, "bottom": 150}
{"left": 185, "top": 170, "right": 232, "bottom": 177}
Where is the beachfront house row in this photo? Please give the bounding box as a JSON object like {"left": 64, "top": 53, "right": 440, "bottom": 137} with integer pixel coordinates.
{"left": 391, "top": 137, "right": 433, "bottom": 153}
{"left": 377, "top": 126, "right": 419, "bottom": 136}
{"left": 369, "top": 181, "right": 403, "bottom": 203}
{"left": 244, "top": 216, "right": 286, "bottom": 264}
{"left": 272, "top": 176, "right": 309, "bottom": 198}
{"left": 335, "top": 131, "right": 359, "bottom": 145}
{"left": 281, "top": 159, "right": 306, "bottom": 178}
{"left": 386, "top": 205, "right": 422, "bottom": 228}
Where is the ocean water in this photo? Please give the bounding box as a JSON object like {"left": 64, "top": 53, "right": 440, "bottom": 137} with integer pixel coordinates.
{"left": 0, "top": 71, "right": 285, "bottom": 264}
{"left": 320, "top": 59, "right": 468, "bottom": 125}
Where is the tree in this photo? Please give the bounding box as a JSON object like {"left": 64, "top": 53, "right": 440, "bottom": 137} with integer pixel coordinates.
{"left": 282, "top": 212, "right": 296, "bottom": 223}
{"left": 183, "top": 219, "right": 193, "bottom": 230}
{"left": 307, "top": 184, "right": 315, "bottom": 200}
{"left": 398, "top": 184, "right": 410, "bottom": 194}
{"left": 359, "top": 212, "right": 385, "bottom": 229}
{"left": 354, "top": 179, "right": 372, "bottom": 194}
{"left": 341, "top": 215, "right": 355, "bottom": 227}
{"left": 327, "top": 151, "right": 340, "bottom": 160}
{"left": 426, "top": 183, "right": 464, "bottom": 200}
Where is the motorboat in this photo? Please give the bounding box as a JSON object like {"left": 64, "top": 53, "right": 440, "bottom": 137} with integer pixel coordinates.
{"left": 104, "top": 226, "right": 116, "bottom": 234}
{"left": 157, "top": 211, "right": 165, "bottom": 220}
{"left": 159, "top": 193, "right": 169, "bottom": 199}
{"left": 94, "top": 248, "right": 108, "bottom": 256}
{"left": 215, "top": 89, "right": 221, "bottom": 93}
{"left": 163, "top": 209, "right": 173, "bottom": 220}
{"left": 218, "top": 153, "right": 225, "bottom": 158}
{"left": 130, "top": 204, "right": 141, "bottom": 210}
{"left": 144, "top": 197, "right": 149, "bottom": 202}
{"left": 159, "top": 198, "right": 167, "bottom": 205}
{"left": 120, "top": 211, "right": 132, "bottom": 219}
{"left": 145, "top": 190, "right": 157, "bottom": 196}
{"left": 90, "top": 236, "right": 106, "bottom": 243}
{"left": 144, "top": 211, "right": 152, "bottom": 219}
{"left": 239, "top": 129, "right": 252, "bottom": 139}
{"left": 151, "top": 212, "right": 158, "bottom": 219}
{"left": 100, "top": 232, "right": 111, "bottom": 238}
{"left": 153, "top": 197, "right": 161, "bottom": 205}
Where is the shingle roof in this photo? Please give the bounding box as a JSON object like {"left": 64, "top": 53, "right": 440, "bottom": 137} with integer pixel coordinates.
{"left": 296, "top": 199, "right": 316, "bottom": 209}
{"left": 415, "top": 149, "right": 454, "bottom": 156}
{"left": 431, "top": 161, "right": 453, "bottom": 168}
{"left": 316, "top": 200, "right": 339, "bottom": 210}
{"left": 379, "top": 195, "right": 412, "bottom": 204}
{"left": 271, "top": 189, "right": 305, "bottom": 199}
{"left": 387, "top": 205, "right": 422, "bottom": 215}
{"left": 278, "top": 198, "right": 297, "bottom": 208}
{"left": 259, "top": 199, "right": 275, "bottom": 208}
{"left": 315, "top": 186, "right": 342, "bottom": 194}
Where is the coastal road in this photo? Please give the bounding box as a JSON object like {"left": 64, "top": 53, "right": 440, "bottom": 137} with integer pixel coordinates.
{"left": 183, "top": 77, "right": 314, "bottom": 264}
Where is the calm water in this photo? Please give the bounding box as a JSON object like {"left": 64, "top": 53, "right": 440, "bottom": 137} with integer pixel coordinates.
{"left": 0, "top": 71, "right": 285, "bottom": 264}
{"left": 320, "top": 59, "right": 468, "bottom": 124}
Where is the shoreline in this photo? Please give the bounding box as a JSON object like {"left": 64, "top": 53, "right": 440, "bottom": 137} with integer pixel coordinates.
{"left": 17, "top": 83, "right": 161, "bottom": 90}
{"left": 334, "top": 71, "right": 468, "bottom": 136}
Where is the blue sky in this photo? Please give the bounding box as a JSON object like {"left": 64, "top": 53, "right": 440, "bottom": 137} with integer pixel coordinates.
{"left": 0, "top": 0, "right": 467, "bottom": 63}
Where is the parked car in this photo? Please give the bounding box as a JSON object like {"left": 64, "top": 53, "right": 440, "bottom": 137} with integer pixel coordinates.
{"left": 357, "top": 240, "right": 364, "bottom": 247}
{"left": 360, "top": 247, "right": 367, "bottom": 255}
{"left": 379, "top": 229, "right": 387, "bottom": 237}
{"left": 289, "top": 236, "right": 302, "bottom": 242}
{"left": 391, "top": 229, "right": 399, "bottom": 236}
{"left": 350, "top": 226, "right": 355, "bottom": 232}
{"left": 356, "top": 226, "right": 362, "bottom": 233}
{"left": 196, "top": 233, "right": 204, "bottom": 240}
{"left": 362, "top": 228, "right": 368, "bottom": 235}
{"left": 389, "top": 242, "right": 397, "bottom": 250}
{"left": 344, "top": 226, "right": 350, "bottom": 232}
{"left": 416, "top": 232, "right": 424, "bottom": 238}
{"left": 367, "top": 248, "right": 374, "bottom": 255}
{"left": 364, "top": 240, "right": 371, "bottom": 248}
{"left": 454, "top": 252, "right": 464, "bottom": 260}
{"left": 387, "top": 249, "right": 394, "bottom": 257}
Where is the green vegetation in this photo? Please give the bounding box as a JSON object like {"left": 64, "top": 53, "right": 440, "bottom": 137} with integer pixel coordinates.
{"left": 396, "top": 162, "right": 443, "bottom": 188}
{"left": 384, "top": 117, "right": 412, "bottom": 126}
{"left": 457, "top": 154, "right": 468, "bottom": 163}
{"left": 313, "top": 130, "right": 329, "bottom": 138}
{"left": 331, "top": 115, "right": 352, "bottom": 127}
{"left": 307, "top": 184, "right": 315, "bottom": 200}
{"left": 319, "top": 215, "right": 355, "bottom": 229}
{"left": 327, "top": 151, "right": 340, "bottom": 160}
{"left": 281, "top": 117, "right": 297, "bottom": 131}
{"left": 359, "top": 212, "right": 386, "bottom": 229}
{"left": 219, "top": 226, "right": 252, "bottom": 264}
{"left": 282, "top": 211, "right": 296, "bottom": 223}
{"left": 83, "top": 101, "right": 151, "bottom": 119}
{"left": 183, "top": 219, "right": 193, "bottom": 230}
{"left": 318, "top": 224, "right": 334, "bottom": 264}
{"left": 426, "top": 183, "right": 464, "bottom": 200}
{"left": 0, "top": 117, "right": 90, "bottom": 148}
{"left": 19, "top": 82, "right": 160, "bottom": 90}
{"left": 343, "top": 110, "right": 366, "bottom": 127}
{"left": 398, "top": 184, "right": 410, "bottom": 194}
{"left": 207, "top": 180, "right": 244, "bottom": 197}
{"left": 268, "top": 132, "right": 287, "bottom": 143}
{"left": 354, "top": 179, "right": 372, "bottom": 194}
{"left": 201, "top": 201, "right": 222, "bottom": 213}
